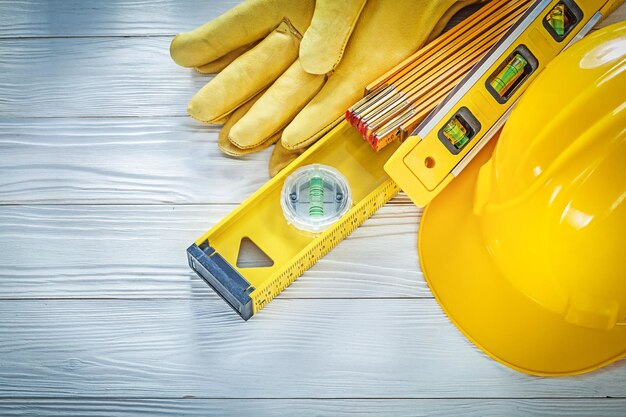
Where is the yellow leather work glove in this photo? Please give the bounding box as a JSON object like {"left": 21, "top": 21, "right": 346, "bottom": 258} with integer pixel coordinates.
{"left": 171, "top": 0, "right": 484, "bottom": 176}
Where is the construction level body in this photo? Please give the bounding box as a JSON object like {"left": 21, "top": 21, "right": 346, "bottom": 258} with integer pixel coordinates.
{"left": 385, "top": 0, "right": 623, "bottom": 207}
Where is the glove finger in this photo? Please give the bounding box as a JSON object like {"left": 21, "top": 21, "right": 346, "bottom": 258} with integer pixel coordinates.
{"left": 170, "top": 0, "right": 315, "bottom": 68}
{"left": 299, "top": 0, "right": 367, "bottom": 75}
{"left": 218, "top": 88, "right": 281, "bottom": 156}
{"left": 282, "top": 0, "right": 475, "bottom": 150}
{"left": 195, "top": 41, "right": 259, "bottom": 74}
{"left": 228, "top": 60, "right": 325, "bottom": 150}
{"left": 281, "top": 73, "right": 350, "bottom": 150}
{"left": 269, "top": 140, "right": 306, "bottom": 177}
{"left": 188, "top": 20, "right": 301, "bottom": 124}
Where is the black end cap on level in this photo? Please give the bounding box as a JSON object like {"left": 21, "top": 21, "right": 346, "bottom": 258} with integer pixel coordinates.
{"left": 187, "top": 242, "right": 255, "bottom": 320}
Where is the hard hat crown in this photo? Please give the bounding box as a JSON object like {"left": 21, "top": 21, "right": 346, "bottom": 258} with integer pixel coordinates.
{"left": 473, "top": 23, "right": 626, "bottom": 331}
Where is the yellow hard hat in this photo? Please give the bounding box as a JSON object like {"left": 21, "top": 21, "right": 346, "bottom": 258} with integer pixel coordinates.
{"left": 419, "top": 22, "right": 626, "bottom": 376}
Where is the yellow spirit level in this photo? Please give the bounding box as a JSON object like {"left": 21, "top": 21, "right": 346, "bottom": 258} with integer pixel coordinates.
{"left": 187, "top": 123, "right": 400, "bottom": 319}
{"left": 384, "top": 0, "right": 623, "bottom": 207}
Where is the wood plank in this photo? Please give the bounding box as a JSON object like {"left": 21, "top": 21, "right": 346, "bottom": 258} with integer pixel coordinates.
{"left": 1, "top": 0, "right": 623, "bottom": 38}
{"left": 0, "top": 115, "right": 416, "bottom": 203}
{"left": 0, "top": 299, "right": 624, "bottom": 398}
{"left": 0, "top": 0, "right": 237, "bottom": 38}
{"left": 1, "top": 398, "right": 626, "bottom": 417}
{"left": 0, "top": 117, "right": 270, "bottom": 204}
{"left": 0, "top": 38, "right": 207, "bottom": 118}
{"left": 0, "top": 204, "right": 426, "bottom": 299}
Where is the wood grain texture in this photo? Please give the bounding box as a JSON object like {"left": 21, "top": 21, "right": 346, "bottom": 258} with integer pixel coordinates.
{"left": 0, "top": 117, "right": 270, "bottom": 204}
{"left": 0, "top": 204, "right": 425, "bottom": 299}
{"left": 0, "top": 117, "right": 418, "bottom": 205}
{"left": 0, "top": 299, "right": 624, "bottom": 398}
{"left": 0, "top": 0, "right": 238, "bottom": 38}
{"left": 0, "top": 37, "right": 210, "bottom": 118}
{"left": 2, "top": 2, "right": 626, "bottom": 414}
{"left": 1, "top": 398, "right": 626, "bottom": 417}
{"left": 1, "top": 0, "right": 623, "bottom": 39}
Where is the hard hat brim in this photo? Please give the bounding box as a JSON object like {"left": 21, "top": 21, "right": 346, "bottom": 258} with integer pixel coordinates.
{"left": 419, "top": 137, "right": 626, "bottom": 376}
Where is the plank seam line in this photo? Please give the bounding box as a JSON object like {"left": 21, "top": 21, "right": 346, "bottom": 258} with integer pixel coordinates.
{"left": 0, "top": 115, "right": 190, "bottom": 120}
{"left": 0, "top": 34, "right": 176, "bottom": 40}
{"left": 0, "top": 396, "right": 624, "bottom": 401}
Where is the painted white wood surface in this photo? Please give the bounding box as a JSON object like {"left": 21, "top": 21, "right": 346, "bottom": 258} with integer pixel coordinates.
{"left": 0, "top": 117, "right": 272, "bottom": 204}
{"left": 0, "top": 1, "right": 625, "bottom": 415}
{"left": 1, "top": 300, "right": 624, "bottom": 398}
{"left": 0, "top": 0, "right": 239, "bottom": 38}
{"left": 0, "top": 37, "right": 208, "bottom": 118}
{"left": 2, "top": 399, "right": 626, "bottom": 417}
{"left": 0, "top": 204, "right": 426, "bottom": 299}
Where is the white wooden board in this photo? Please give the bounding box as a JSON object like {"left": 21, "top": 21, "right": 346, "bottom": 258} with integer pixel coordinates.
{"left": 0, "top": 0, "right": 238, "bottom": 38}
{"left": 0, "top": 117, "right": 270, "bottom": 204}
{"left": 1, "top": 399, "right": 626, "bottom": 417}
{"left": 0, "top": 299, "right": 624, "bottom": 398}
{"left": 1, "top": 1, "right": 625, "bottom": 415}
{"left": 0, "top": 204, "right": 426, "bottom": 299}
{"left": 0, "top": 37, "right": 208, "bottom": 118}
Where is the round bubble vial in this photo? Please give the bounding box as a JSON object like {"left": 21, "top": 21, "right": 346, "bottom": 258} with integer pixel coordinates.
{"left": 281, "top": 164, "right": 352, "bottom": 234}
